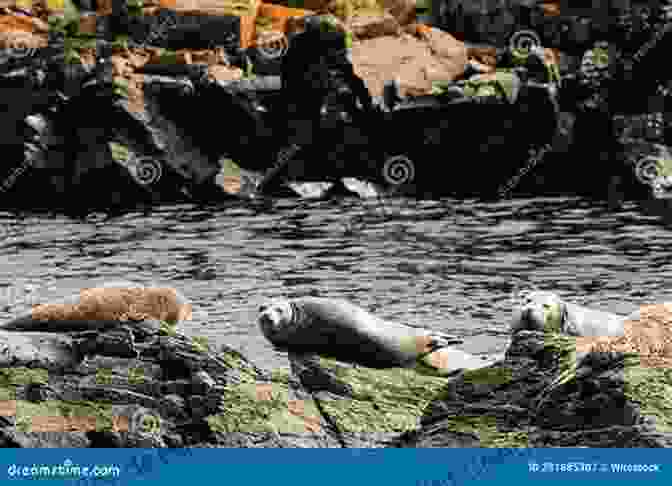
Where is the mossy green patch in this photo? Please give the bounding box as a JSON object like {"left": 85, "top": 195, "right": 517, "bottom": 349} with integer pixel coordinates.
{"left": 15, "top": 399, "right": 115, "bottom": 433}
{"left": 109, "top": 142, "right": 131, "bottom": 163}
{"left": 438, "top": 415, "right": 529, "bottom": 447}
{"left": 314, "top": 357, "right": 449, "bottom": 433}
{"left": 624, "top": 362, "right": 672, "bottom": 433}
{"left": 191, "top": 336, "right": 210, "bottom": 354}
{"left": 0, "top": 367, "right": 48, "bottom": 403}
{"left": 537, "top": 334, "right": 672, "bottom": 433}
{"left": 220, "top": 158, "right": 241, "bottom": 178}
{"left": 269, "top": 369, "right": 291, "bottom": 384}
{"left": 207, "top": 380, "right": 321, "bottom": 435}
{"left": 112, "top": 78, "right": 130, "bottom": 99}
{"left": 462, "top": 366, "right": 512, "bottom": 386}
{"left": 0, "top": 368, "right": 49, "bottom": 387}
{"left": 542, "top": 301, "right": 563, "bottom": 333}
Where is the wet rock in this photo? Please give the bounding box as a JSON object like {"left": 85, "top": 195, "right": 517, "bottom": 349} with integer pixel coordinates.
{"left": 403, "top": 308, "right": 672, "bottom": 448}
{"left": 286, "top": 353, "right": 453, "bottom": 447}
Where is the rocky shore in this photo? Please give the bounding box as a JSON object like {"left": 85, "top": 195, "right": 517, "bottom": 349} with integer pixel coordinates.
{"left": 1, "top": 300, "right": 671, "bottom": 448}
{"left": 0, "top": 1, "right": 671, "bottom": 209}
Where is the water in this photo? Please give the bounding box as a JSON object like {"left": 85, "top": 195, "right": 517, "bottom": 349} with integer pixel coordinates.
{"left": 0, "top": 196, "right": 670, "bottom": 371}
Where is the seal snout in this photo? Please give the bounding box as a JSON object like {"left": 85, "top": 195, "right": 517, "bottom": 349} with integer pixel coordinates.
{"left": 257, "top": 305, "right": 277, "bottom": 335}
{"left": 257, "top": 299, "right": 294, "bottom": 343}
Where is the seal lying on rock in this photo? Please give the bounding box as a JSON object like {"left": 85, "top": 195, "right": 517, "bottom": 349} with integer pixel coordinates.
{"left": 258, "top": 297, "right": 492, "bottom": 375}
{"left": 510, "top": 290, "right": 626, "bottom": 337}
{"left": 0, "top": 282, "right": 192, "bottom": 332}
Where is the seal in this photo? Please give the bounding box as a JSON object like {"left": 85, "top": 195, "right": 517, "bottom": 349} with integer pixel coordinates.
{"left": 510, "top": 290, "right": 625, "bottom": 337}
{"left": 0, "top": 282, "right": 192, "bottom": 333}
{"left": 258, "top": 297, "right": 488, "bottom": 373}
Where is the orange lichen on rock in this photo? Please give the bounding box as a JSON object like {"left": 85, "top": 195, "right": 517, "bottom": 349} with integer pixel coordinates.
{"left": 351, "top": 24, "right": 466, "bottom": 97}
{"left": 575, "top": 303, "right": 672, "bottom": 369}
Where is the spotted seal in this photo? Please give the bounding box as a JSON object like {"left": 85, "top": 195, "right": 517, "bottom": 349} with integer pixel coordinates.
{"left": 510, "top": 290, "right": 626, "bottom": 337}
{"left": 258, "top": 297, "right": 491, "bottom": 374}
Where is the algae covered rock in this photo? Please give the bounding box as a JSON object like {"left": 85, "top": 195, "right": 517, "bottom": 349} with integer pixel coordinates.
{"left": 408, "top": 305, "right": 672, "bottom": 448}
{"left": 287, "top": 353, "right": 455, "bottom": 447}
{"left": 205, "top": 370, "right": 341, "bottom": 447}
{"left": 0, "top": 317, "right": 267, "bottom": 448}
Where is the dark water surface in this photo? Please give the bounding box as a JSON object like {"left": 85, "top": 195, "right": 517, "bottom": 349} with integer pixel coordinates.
{"left": 0, "top": 196, "right": 670, "bottom": 371}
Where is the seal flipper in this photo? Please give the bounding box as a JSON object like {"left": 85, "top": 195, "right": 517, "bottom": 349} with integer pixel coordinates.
{"left": 425, "top": 332, "right": 464, "bottom": 351}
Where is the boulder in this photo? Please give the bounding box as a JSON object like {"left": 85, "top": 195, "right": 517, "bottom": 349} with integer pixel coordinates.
{"left": 402, "top": 303, "right": 672, "bottom": 448}
{"left": 351, "top": 30, "right": 467, "bottom": 97}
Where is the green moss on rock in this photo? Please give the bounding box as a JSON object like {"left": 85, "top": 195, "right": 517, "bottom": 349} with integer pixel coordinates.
{"left": 15, "top": 399, "right": 115, "bottom": 433}
{"left": 438, "top": 415, "right": 529, "bottom": 447}
{"left": 0, "top": 368, "right": 49, "bottom": 387}
{"left": 0, "top": 367, "right": 49, "bottom": 402}
{"left": 624, "top": 363, "right": 672, "bottom": 433}
{"left": 314, "top": 357, "right": 449, "bottom": 434}
{"left": 539, "top": 333, "right": 672, "bottom": 433}
{"left": 207, "top": 380, "right": 321, "bottom": 435}
{"left": 462, "top": 366, "right": 512, "bottom": 386}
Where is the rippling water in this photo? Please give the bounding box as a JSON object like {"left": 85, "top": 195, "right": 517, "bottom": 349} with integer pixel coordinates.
{"left": 0, "top": 196, "right": 670, "bottom": 371}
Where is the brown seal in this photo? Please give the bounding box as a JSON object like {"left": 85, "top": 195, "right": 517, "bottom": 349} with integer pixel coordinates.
{"left": 0, "top": 282, "right": 192, "bottom": 332}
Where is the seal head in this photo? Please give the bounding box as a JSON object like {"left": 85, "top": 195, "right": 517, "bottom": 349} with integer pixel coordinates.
{"left": 258, "top": 298, "right": 297, "bottom": 346}
{"left": 510, "top": 290, "right": 566, "bottom": 334}
{"left": 510, "top": 290, "right": 626, "bottom": 337}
